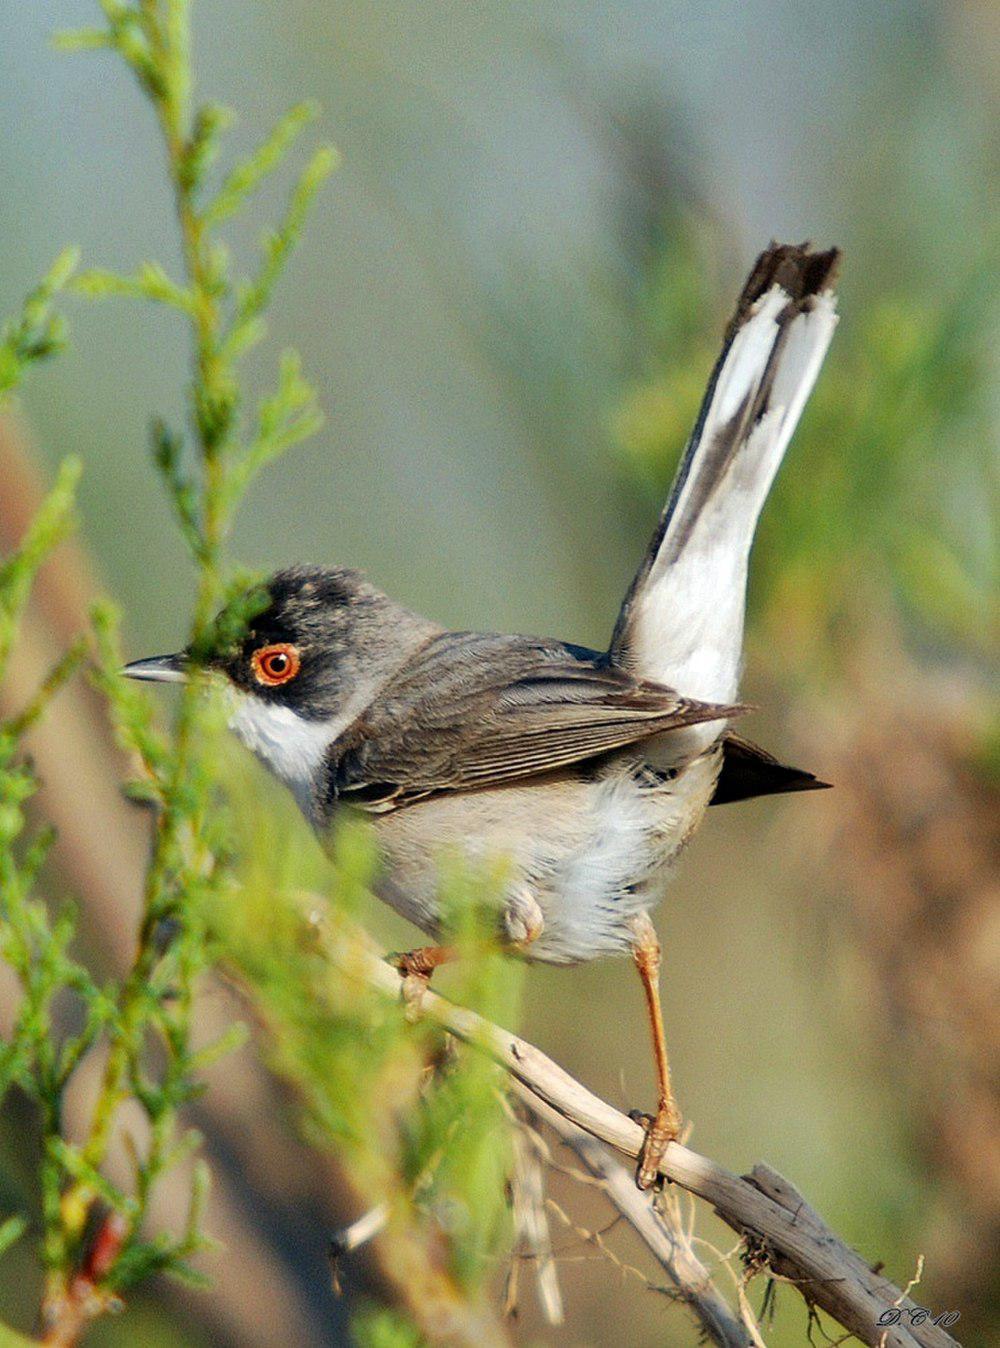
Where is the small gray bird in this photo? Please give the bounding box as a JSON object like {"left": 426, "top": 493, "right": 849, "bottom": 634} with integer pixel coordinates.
{"left": 126, "top": 242, "right": 840, "bottom": 1187}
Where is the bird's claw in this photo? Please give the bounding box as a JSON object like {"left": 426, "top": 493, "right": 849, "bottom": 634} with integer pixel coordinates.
{"left": 630, "top": 1102, "right": 681, "bottom": 1190}
{"left": 387, "top": 949, "right": 433, "bottom": 979}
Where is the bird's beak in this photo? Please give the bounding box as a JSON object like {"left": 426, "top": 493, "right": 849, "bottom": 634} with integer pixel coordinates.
{"left": 121, "top": 652, "right": 190, "bottom": 684}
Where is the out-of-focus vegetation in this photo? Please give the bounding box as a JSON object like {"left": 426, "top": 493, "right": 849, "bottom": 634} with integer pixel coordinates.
{"left": 0, "top": 0, "right": 327, "bottom": 1334}
{"left": 0, "top": 450, "right": 85, "bottom": 1348}
{"left": 0, "top": 0, "right": 996, "bottom": 1345}
{"left": 1, "top": 4, "right": 530, "bottom": 1345}
{"left": 220, "top": 813, "right": 524, "bottom": 1345}
{"left": 0, "top": 253, "right": 78, "bottom": 405}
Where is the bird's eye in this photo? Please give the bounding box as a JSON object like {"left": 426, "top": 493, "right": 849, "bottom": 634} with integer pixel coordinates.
{"left": 251, "top": 643, "right": 301, "bottom": 687}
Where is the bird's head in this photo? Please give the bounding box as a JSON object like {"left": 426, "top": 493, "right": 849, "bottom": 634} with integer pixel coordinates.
{"left": 123, "top": 565, "right": 438, "bottom": 819}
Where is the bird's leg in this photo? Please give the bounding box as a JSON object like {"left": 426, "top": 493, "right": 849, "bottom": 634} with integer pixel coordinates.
{"left": 389, "top": 888, "right": 543, "bottom": 1016}
{"left": 628, "top": 912, "right": 681, "bottom": 1190}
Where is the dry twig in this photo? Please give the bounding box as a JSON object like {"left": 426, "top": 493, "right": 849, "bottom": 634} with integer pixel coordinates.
{"left": 536, "top": 1101, "right": 748, "bottom": 1346}
{"left": 504, "top": 1107, "right": 564, "bottom": 1325}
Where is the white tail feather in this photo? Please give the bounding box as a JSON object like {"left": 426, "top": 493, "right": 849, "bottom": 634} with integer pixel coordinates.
{"left": 611, "top": 245, "right": 839, "bottom": 724}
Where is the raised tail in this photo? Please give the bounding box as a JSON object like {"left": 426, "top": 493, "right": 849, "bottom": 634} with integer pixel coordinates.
{"left": 610, "top": 242, "right": 840, "bottom": 706}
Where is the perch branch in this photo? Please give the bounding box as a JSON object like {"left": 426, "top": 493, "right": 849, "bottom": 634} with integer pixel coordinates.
{"left": 306, "top": 905, "right": 962, "bottom": 1348}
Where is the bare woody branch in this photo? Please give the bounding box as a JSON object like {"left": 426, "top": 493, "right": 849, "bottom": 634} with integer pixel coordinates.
{"left": 305, "top": 904, "right": 962, "bottom": 1348}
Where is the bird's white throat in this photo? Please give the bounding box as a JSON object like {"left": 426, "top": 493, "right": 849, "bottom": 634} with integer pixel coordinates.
{"left": 226, "top": 692, "right": 332, "bottom": 820}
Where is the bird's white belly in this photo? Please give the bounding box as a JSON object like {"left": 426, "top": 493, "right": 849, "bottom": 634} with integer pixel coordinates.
{"left": 366, "top": 750, "right": 722, "bottom": 965}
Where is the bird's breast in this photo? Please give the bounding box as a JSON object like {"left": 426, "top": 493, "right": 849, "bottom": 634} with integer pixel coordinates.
{"left": 360, "top": 748, "right": 723, "bottom": 964}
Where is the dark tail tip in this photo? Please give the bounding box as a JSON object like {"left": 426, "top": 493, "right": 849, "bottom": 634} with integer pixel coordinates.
{"left": 728, "top": 242, "right": 842, "bottom": 338}
{"left": 710, "top": 732, "right": 834, "bottom": 806}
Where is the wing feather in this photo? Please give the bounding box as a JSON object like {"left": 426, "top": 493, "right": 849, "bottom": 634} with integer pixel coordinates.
{"left": 327, "top": 632, "right": 743, "bottom": 811}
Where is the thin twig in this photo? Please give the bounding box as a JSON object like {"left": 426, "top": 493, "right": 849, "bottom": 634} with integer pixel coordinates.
{"left": 327, "top": 1204, "right": 389, "bottom": 1296}
{"left": 535, "top": 1099, "right": 748, "bottom": 1346}
{"left": 505, "top": 1106, "right": 564, "bottom": 1325}
{"left": 329, "top": 1204, "right": 389, "bottom": 1260}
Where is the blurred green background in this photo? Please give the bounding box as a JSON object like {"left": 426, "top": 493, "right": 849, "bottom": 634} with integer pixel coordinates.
{"left": 0, "top": 1, "right": 996, "bottom": 1344}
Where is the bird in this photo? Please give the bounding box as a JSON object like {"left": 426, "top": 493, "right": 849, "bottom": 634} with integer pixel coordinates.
{"left": 125, "top": 241, "right": 840, "bottom": 1188}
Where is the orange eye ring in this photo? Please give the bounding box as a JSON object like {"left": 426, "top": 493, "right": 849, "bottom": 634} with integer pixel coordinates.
{"left": 251, "top": 642, "right": 301, "bottom": 687}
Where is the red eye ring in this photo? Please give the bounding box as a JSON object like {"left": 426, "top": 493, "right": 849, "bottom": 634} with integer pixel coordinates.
{"left": 251, "top": 642, "right": 301, "bottom": 687}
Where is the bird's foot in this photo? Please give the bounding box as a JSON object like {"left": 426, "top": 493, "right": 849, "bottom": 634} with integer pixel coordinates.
{"left": 389, "top": 947, "right": 442, "bottom": 979}
{"left": 386, "top": 946, "right": 454, "bottom": 1021}
{"left": 629, "top": 1099, "right": 681, "bottom": 1190}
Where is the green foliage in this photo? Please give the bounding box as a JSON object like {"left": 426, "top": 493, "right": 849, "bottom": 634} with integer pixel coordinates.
{"left": 3, "top": 3, "right": 523, "bottom": 1342}
{"left": 0, "top": 249, "right": 78, "bottom": 402}
{"left": 352, "top": 1307, "right": 424, "bottom": 1348}
{"left": 210, "top": 793, "right": 524, "bottom": 1336}
{"left": 0, "top": 454, "right": 222, "bottom": 1331}
{"left": 0, "top": 457, "right": 98, "bottom": 1310}
{"left": 68, "top": 31, "right": 334, "bottom": 582}
{"left": 0, "top": 456, "right": 81, "bottom": 677}
{"left": 0, "top": 0, "right": 340, "bottom": 1338}
{"left": 42, "top": 0, "right": 336, "bottom": 1325}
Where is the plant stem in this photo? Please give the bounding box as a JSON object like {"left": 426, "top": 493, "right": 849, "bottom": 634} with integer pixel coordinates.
{"left": 56, "top": 0, "right": 224, "bottom": 1279}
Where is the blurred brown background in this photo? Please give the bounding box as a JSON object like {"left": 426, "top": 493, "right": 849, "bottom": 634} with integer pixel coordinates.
{"left": 0, "top": 1, "right": 996, "bottom": 1344}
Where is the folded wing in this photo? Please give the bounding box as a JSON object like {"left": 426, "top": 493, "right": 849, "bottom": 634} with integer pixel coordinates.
{"left": 327, "top": 633, "right": 743, "bottom": 811}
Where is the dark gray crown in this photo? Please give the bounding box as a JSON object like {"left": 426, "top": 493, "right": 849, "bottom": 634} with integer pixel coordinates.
{"left": 215, "top": 565, "right": 438, "bottom": 721}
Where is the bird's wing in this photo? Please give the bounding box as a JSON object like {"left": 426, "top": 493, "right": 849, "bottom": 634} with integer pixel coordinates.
{"left": 327, "top": 632, "right": 743, "bottom": 811}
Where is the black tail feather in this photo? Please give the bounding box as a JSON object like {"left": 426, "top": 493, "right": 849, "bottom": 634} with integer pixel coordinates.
{"left": 711, "top": 732, "right": 831, "bottom": 806}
